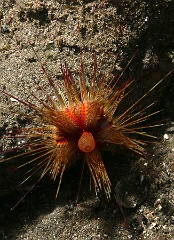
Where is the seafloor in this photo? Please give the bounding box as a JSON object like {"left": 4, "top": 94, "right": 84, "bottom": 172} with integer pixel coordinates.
{"left": 0, "top": 0, "right": 174, "bottom": 239}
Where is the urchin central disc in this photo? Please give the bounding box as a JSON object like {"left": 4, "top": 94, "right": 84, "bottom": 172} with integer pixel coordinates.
{"left": 78, "top": 131, "right": 96, "bottom": 153}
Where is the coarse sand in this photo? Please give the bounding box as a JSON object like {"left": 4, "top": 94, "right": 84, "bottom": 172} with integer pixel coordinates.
{"left": 0, "top": 1, "right": 174, "bottom": 239}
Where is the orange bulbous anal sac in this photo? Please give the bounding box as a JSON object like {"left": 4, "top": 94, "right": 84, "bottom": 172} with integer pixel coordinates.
{"left": 78, "top": 131, "right": 96, "bottom": 153}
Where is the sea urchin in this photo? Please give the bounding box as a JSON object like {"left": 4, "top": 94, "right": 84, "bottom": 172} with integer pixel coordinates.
{"left": 1, "top": 48, "right": 174, "bottom": 206}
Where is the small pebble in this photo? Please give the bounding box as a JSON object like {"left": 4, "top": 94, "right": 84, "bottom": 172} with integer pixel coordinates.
{"left": 163, "top": 133, "right": 169, "bottom": 140}
{"left": 168, "top": 152, "right": 174, "bottom": 159}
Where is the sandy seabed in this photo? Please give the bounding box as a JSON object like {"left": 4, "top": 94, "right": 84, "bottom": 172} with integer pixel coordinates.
{"left": 0, "top": 1, "right": 174, "bottom": 239}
